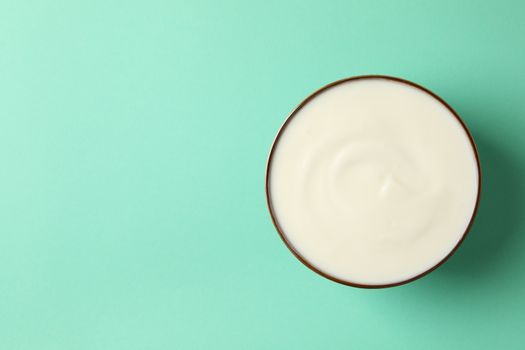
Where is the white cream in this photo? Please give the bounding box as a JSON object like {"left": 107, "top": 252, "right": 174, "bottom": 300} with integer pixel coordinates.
{"left": 268, "top": 77, "right": 479, "bottom": 286}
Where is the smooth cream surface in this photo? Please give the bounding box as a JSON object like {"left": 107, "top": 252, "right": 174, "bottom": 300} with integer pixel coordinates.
{"left": 268, "top": 78, "right": 479, "bottom": 285}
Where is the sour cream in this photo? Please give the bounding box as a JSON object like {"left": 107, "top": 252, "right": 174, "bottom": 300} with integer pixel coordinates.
{"left": 266, "top": 76, "right": 480, "bottom": 287}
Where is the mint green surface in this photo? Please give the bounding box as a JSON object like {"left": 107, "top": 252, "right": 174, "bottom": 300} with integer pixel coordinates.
{"left": 1, "top": 1, "right": 524, "bottom": 349}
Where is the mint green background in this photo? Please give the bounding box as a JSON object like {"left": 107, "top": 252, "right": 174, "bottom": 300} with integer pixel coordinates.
{"left": 1, "top": 1, "right": 524, "bottom": 349}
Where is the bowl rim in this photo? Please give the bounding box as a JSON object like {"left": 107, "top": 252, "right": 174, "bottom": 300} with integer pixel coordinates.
{"left": 265, "top": 74, "right": 482, "bottom": 288}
